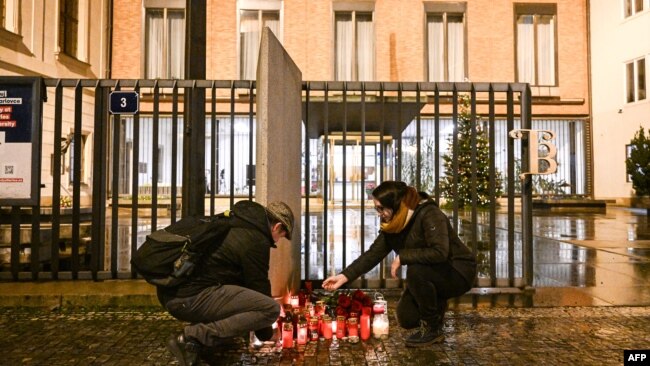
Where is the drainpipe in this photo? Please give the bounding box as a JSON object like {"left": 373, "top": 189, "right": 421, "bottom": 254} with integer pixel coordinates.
{"left": 585, "top": 0, "right": 594, "bottom": 199}
{"left": 105, "top": 0, "right": 113, "bottom": 79}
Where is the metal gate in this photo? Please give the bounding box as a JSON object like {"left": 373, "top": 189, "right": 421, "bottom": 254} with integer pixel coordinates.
{"left": 0, "top": 78, "right": 533, "bottom": 292}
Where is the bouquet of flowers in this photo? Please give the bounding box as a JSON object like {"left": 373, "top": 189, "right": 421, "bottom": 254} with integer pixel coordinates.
{"left": 319, "top": 289, "right": 373, "bottom": 319}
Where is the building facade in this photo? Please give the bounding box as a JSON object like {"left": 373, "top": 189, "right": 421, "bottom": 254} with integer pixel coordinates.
{"left": 590, "top": 0, "right": 649, "bottom": 204}
{"left": 110, "top": 0, "right": 592, "bottom": 201}
{"left": 0, "top": 0, "right": 111, "bottom": 205}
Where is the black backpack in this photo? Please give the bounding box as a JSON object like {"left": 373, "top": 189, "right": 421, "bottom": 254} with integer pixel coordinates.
{"left": 131, "top": 211, "right": 233, "bottom": 287}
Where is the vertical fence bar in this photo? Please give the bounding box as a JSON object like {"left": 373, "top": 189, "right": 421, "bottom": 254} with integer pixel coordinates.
{"left": 569, "top": 121, "right": 577, "bottom": 195}
{"left": 304, "top": 83, "right": 311, "bottom": 280}
{"left": 152, "top": 81, "right": 159, "bottom": 231}
{"left": 342, "top": 82, "right": 347, "bottom": 269}
{"left": 451, "top": 86, "right": 459, "bottom": 230}
{"left": 396, "top": 84, "right": 402, "bottom": 181}
{"left": 434, "top": 83, "right": 440, "bottom": 203}
{"left": 416, "top": 84, "right": 421, "bottom": 190}
{"left": 130, "top": 81, "right": 141, "bottom": 278}
{"left": 470, "top": 86, "right": 478, "bottom": 256}
{"left": 210, "top": 82, "right": 216, "bottom": 216}
{"left": 488, "top": 84, "right": 497, "bottom": 287}
{"left": 521, "top": 85, "right": 534, "bottom": 287}
{"left": 248, "top": 81, "right": 254, "bottom": 201}
{"left": 52, "top": 81, "right": 63, "bottom": 278}
{"left": 110, "top": 82, "right": 120, "bottom": 278}
{"left": 323, "top": 83, "right": 329, "bottom": 279}
{"left": 91, "top": 81, "right": 107, "bottom": 280}
{"left": 379, "top": 83, "right": 386, "bottom": 287}
{"left": 507, "top": 85, "right": 515, "bottom": 286}
{"left": 229, "top": 82, "right": 235, "bottom": 208}
{"left": 171, "top": 81, "right": 178, "bottom": 223}
{"left": 30, "top": 195, "right": 41, "bottom": 280}
{"left": 360, "top": 83, "right": 366, "bottom": 287}
{"left": 71, "top": 81, "right": 83, "bottom": 278}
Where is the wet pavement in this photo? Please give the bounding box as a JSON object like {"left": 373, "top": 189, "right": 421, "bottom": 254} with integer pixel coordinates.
{"left": 1, "top": 206, "right": 650, "bottom": 364}
{"left": 1, "top": 303, "right": 648, "bottom": 365}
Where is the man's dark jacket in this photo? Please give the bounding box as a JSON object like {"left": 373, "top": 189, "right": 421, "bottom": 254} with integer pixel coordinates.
{"left": 158, "top": 200, "right": 275, "bottom": 300}
{"left": 341, "top": 199, "right": 477, "bottom": 286}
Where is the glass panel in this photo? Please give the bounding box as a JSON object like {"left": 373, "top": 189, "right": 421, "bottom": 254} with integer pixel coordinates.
{"left": 517, "top": 15, "right": 535, "bottom": 84}
{"left": 427, "top": 15, "right": 444, "bottom": 81}
{"left": 627, "top": 62, "right": 635, "bottom": 103}
{"left": 145, "top": 9, "right": 164, "bottom": 79}
{"left": 240, "top": 10, "right": 259, "bottom": 80}
{"left": 536, "top": 15, "right": 555, "bottom": 85}
{"left": 262, "top": 11, "right": 280, "bottom": 37}
{"left": 167, "top": 9, "right": 185, "bottom": 79}
{"left": 447, "top": 14, "right": 465, "bottom": 82}
{"left": 335, "top": 12, "right": 353, "bottom": 81}
{"left": 356, "top": 12, "right": 374, "bottom": 81}
{"left": 637, "top": 58, "right": 646, "bottom": 101}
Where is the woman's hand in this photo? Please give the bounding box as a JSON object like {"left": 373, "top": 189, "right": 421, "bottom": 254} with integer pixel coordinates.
{"left": 391, "top": 255, "right": 401, "bottom": 278}
{"left": 322, "top": 274, "right": 349, "bottom": 291}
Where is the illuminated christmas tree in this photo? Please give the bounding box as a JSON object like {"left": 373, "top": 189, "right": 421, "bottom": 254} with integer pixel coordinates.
{"left": 440, "top": 95, "right": 503, "bottom": 208}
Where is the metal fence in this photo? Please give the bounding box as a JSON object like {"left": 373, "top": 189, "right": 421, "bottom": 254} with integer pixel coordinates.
{"left": 0, "top": 78, "right": 535, "bottom": 291}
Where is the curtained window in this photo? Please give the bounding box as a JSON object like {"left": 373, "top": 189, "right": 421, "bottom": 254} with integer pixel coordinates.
{"left": 516, "top": 5, "right": 557, "bottom": 86}
{"left": 145, "top": 7, "right": 185, "bottom": 79}
{"left": 427, "top": 12, "right": 465, "bottom": 82}
{"left": 624, "top": 0, "right": 645, "bottom": 17}
{"left": 335, "top": 11, "right": 375, "bottom": 81}
{"left": 626, "top": 57, "right": 647, "bottom": 103}
{"left": 239, "top": 9, "right": 280, "bottom": 80}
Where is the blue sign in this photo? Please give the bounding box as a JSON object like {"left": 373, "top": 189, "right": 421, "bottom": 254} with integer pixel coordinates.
{"left": 109, "top": 91, "right": 139, "bottom": 114}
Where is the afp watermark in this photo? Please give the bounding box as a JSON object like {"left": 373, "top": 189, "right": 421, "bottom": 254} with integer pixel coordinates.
{"left": 625, "top": 350, "right": 649, "bottom": 365}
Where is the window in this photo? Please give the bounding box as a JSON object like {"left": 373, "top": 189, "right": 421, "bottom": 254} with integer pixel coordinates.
{"left": 334, "top": 11, "right": 375, "bottom": 81}
{"left": 239, "top": 8, "right": 280, "bottom": 80}
{"left": 515, "top": 4, "right": 557, "bottom": 86}
{"left": 59, "top": 0, "right": 78, "bottom": 56}
{"left": 1, "top": 0, "right": 19, "bottom": 33}
{"left": 145, "top": 5, "right": 185, "bottom": 79}
{"left": 624, "top": 0, "right": 645, "bottom": 17}
{"left": 626, "top": 57, "right": 646, "bottom": 103}
{"left": 425, "top": 2, "right": 466, "bottom": 82}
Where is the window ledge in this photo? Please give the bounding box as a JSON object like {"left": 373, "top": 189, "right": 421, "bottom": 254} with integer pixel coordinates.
{"left": 55, "top": 51, "right": 91, "bottom": 70}
{"left": 0, "top": 27, "right": 23, "bottom": 45}
{"left": 530, "top": 86, "right": 560, "bottom": 98}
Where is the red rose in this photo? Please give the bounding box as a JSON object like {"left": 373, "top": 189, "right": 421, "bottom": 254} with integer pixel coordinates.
{"left": 352, "top": 290, "right": 366, "bottom": 301}
{"left": 338, "top": 295, "right": 352, "bottom": 308}
{"left": 350, "top": 300, "right": 363, "bottom": 314}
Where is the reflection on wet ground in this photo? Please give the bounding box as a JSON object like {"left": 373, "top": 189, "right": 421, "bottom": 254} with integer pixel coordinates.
{"left": 105, "top": 206, "right": 650, "bottom": 306}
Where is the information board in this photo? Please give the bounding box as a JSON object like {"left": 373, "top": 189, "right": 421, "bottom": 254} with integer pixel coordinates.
{"left": 0, "top": 77, "right": 43, "bottom": 206}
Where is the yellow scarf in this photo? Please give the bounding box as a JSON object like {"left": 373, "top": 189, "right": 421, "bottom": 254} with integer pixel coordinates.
{"left": 380, "top": 187, "right": 420, "bottom": 234}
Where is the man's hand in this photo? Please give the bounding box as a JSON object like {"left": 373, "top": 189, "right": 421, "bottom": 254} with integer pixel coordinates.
{"left": 322, "top": 274, "right": 348, "bottom": 291}
{"left": 391, "top": 255, "right": 401, "bottom": 278}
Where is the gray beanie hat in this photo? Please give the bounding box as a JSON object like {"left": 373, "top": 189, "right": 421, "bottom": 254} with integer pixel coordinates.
{"left": 266, "top": 201, "right": 295, "bottom": 240}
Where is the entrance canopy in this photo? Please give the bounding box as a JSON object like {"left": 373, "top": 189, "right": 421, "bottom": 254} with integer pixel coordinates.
{"left": 302, "top": 95, "right": 425, "bottom": 139}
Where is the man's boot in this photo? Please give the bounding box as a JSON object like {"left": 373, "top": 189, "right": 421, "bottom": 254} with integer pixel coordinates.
{"left": 166, "top": 333, "right": 201, "bottom": 366}
{"left": 405, "top": 318, "right": 444, "bottom": 347}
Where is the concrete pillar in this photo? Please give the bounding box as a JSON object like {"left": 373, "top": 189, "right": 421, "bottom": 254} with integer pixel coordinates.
{"left": 256, "top": 28, "right": 302, "bottom": 299}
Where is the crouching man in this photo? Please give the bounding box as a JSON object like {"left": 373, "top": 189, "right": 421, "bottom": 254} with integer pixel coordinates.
{"left": 159, "top": 200, "right": 294, "bottom": 366}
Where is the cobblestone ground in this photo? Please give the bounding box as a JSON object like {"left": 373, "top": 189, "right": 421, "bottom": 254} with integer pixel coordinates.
{"left": 1, "top": 306, "right": 649, "bottom": 366}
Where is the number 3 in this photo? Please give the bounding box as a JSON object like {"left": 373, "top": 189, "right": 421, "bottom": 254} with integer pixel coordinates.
{"left": 120, "top": 97, "right": 127, "bottom": 108}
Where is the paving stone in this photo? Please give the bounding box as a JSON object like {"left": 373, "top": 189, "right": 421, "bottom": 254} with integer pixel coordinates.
{"left": 0, "top": 306, "right": 649, "bottom": 365}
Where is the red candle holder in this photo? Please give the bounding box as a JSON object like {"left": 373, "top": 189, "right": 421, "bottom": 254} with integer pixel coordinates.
{"left": 336, "top": 316, "right": 346, "bottom": 339}
{"left": 347, "top": 317, "right": 359, "bottom": 343}
{"left": 282, "top": 323, "right": 294, "bottom": 348}
{"left": 297, "top": 321, "right": 308, "bottom": 345}
{"left": 322, "top": 315, "right": 333, "bottom": 339}
{"left": 360, "top": 313, "right": 371, "bottom": 341}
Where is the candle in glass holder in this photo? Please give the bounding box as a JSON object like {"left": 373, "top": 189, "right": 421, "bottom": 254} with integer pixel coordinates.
{"left": 360, "top": 313, "right": 371, "bottom": 341}
{"left": 290, "top": 295, "right": 300, "bottom": 307}
{"left": 347, "top": 317, "right": 359, "bottom": 343}
{"left": 362, "top": 306, "right": 372, "bottom": 316}
{"left": 322, "top": 315, "right": 333, "bottom": 339}
{"left": 308, "top": 318, "right": 319, "bottom": 341}
{"left": 372, "top": 313, "right": 389, "bottom": 339}
{"left": 282, "top": 323, "right": 294, "bottom": 348}
{"left": 336, "top": 316, "right": 346, "bottom": 339}
{"left": 297, "top": 320, "right": 308, "bottom": 345}
{"left": 373, "top": 293, "right": 387, "bottom": 314}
